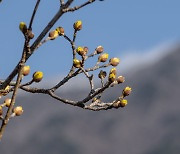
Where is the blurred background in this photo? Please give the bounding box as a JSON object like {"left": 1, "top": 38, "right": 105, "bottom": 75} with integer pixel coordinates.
{"left": 0, "top": 0, "right": 180, "bottom": 154}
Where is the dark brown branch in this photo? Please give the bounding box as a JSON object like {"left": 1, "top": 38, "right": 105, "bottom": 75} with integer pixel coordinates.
{"left": 28, "top": 0, "right": 41, "bottom": 30}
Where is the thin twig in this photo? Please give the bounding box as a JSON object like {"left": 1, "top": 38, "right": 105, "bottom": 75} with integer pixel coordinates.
{"left": 60, "top": 0, "right": 65, "bottom": 6}
{"left": 28, "top": 0, "right": 41, "bottom": 30}
{"left": 63, "top": 0, "right": 96, "bottom": 12}
{"left": 0, "top": 43, "right": 27, "bottom": 140}
{"left": 0, "top": 0, "right": 97, "bottom": 90}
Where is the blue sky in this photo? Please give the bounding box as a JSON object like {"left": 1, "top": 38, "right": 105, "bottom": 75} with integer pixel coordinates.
{"left": 0, "top": 0, "right": 180, "bottom": 79}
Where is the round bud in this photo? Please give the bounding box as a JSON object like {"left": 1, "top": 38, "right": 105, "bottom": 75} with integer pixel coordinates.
{"left": 27, "top": 30, "right": 34, "bottom": 39}
{"left": 76, "top": 46, "right": 85, "bottom": 56}
{"left": 73, "top": 20, "right": 82, "bottom": 31}
{"left": 56, "top": 27, "right": 64, "bottom": 36}
{"left": 98, "top": 70, "right": 107, "bottom": 79}
{"left": 119, "top": 99, "right": 128, "bottom": 107}
{"left": 2, "top": 85, "right": 10, "bottom": 96}
{"left": 96, "top": 46, "right": 104, "bottom": 54}
{"left": 49, "top": 30, "right": 59, "bottom": 40}
{"left": 19, "top": 22, "right": 27, "bottom": 34}
{"left": 123, "top": 86, "right": 132, "bottom": 96}
{"left": 110, "top": 68, "right": 117, "bottom": 75}
{"left": 4, "top": 98, "right": 11, "bottom": 107}
{"left": 109, "top": 58, "right": 120, "bottom": 66}
{"left": 33, "top": 71, "right": 43, "bottom": 82}
{"left": 98, "top": 53, "right": 109, "bottom": 62}
{"left": 83, "top": 46, "right": 89, "bottom": 55}
{"left": 22, "top": 65, "right": 30, "bottom": 76}
{"left": 108, "top": 73, "right": 116, "bottom": 82}
{"left": 0, "top": 106, "right": 3, "bottom": 116}
{"left": 13, "top": 106, "right": 23, "bottom": 116}
{"left": 117, "top": 76, "right": 125, "bottom": 84}
{"left": 73, "top": 59, "right": 82, "bottom": 68}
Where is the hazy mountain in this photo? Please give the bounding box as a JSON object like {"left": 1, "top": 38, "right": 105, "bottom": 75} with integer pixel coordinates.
{"left": 0, "top": 44, "right": 180, "bottom": 154}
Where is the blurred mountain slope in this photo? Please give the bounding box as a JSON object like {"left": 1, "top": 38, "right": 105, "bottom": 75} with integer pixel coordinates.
{"left": 0, "top": 44, "right": 180, "bottom": 154}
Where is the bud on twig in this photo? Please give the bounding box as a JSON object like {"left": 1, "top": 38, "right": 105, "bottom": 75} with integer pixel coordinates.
{"left": 27, "top": 30, "right": 34, "bottom": 39}
{"left": 13, "top": 106, "right": 23, "bottom": 116}
{"left": 98, "top": 53, "right": 109, "bottom": 62}
{"left": 108, "top": 73, "right": 116, "bottom": 82}
{"left": 73, "top": 20, "right": 82, "bottom": 31}
{"left": 4, "top": 98, "right": 11, "bottom": 107}
{"left": 56, "top": 27, "right": 65, "bottom": 36}
{"left": 119, "top": 99, "right": 128, "bottom": 107}
{"left": 49, "top": 30, "right": 59, "bottom": 40}
{"left": 22, "top": 65, "right": 30, "bottom": 76}
{"left": 109, "top": 57, "right": 120, "bottom": 66}
{"left": 98, "top": 70, "right": 107, "bottom": 79}
{"left": 33, "top": 71, "right": 43, "bottom": 82}
{"left": 116, "top": 76, "right": 125, "bottom": 84}
{"left": 96, "top": 46, "right": 104, "bottom": 54}
{"left": 123, "top": 86, "right": 132, "bottom": 96}
{"left": 76, "top": 46, "right": 87, "bottom": 56}
{"left": 19, "top": 22, "right": 27, "bottom": 34}
{"left": 73, "top": 59, "right": 82, "bottom": 68}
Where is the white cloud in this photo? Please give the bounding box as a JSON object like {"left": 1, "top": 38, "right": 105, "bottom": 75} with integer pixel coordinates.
{"left": 119, "top": 41, "right": 179, "bottom": 73}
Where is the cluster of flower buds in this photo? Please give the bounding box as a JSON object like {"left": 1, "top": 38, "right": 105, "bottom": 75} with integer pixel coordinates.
{"left": 19, "top": 22, "right": 34, "bottom": 39}
{"left": 48, "top": 27, "right": 65, "bottom": 40}
{"left": 0, "top": 98, "right": 24, "bottom": 118}
{"left": 113, "top": 99, "right": 128, "bottom": 108}
{"left": 76, "top": 46, "right": 88, "bottom": 56}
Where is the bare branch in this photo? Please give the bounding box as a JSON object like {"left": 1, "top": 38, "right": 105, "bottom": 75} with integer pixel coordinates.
{"left": 63, "top": 0, "right": 96, "bottom": 12}
{"left": 28, "top": 0, "right": 41, "bottom": 30}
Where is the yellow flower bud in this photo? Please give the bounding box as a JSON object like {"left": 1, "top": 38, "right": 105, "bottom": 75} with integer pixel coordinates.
{"left": 4, "top": 98, "right": 11, "bottom": 107}
{"left": 22, "top": 65, "right": 30, "bottom": 76}
{"left": 76, "top": 46, "right": 88, "bottom": 56}
{"left": 49, "top": 30, "right": 59, "bottom": 40}
{"left": 13, "top": 106, "right": 23, "bottom": 116}
{"left": 73, "top": 59, "right": 82, "bottom": 68}
{"left": 98, "top": 53, "right": 109, "bottom": 62}
{"left": 1, "top": 85, "right": 10, "bottom": 96}
{"left": 109, "top": 57, "right": 120, "bottom": 66}
{"left": 123, "top": 86, "right": 132, "bottom": 96}
{"left": 19, "top": 22, "right": 27, "bottom": 34}
{"left": 96, "top": 46, "right": 104, "bottom": 54}
{"left": 119, "top": 99, "right": 128, "bottom": 107}
{"left": 98, "top": 70, "right": 107, "bottom": 79}
{"left": 117, "top": 76, "right": 125, "bottom": 84}
{"left": 110, "top": 68, "right": 117, "bottom": 75}
{"left": 108, "top": 73, "right": 116, "bottom": 82}
{"left": 73, "top": 20, "right": 82, "bottom": 31}
{"left": 33, "top": 71, "right": 43, "bottom": 82}
{"left": 56, "top": 27, "right": 64, "bottom": 36}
